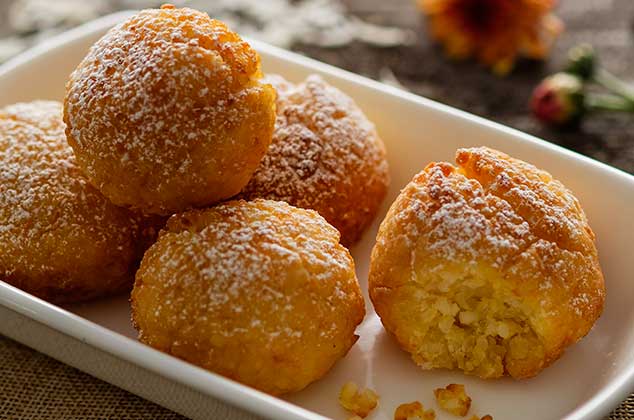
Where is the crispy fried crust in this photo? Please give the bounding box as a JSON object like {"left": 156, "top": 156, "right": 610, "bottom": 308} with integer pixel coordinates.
{"left": 131, "top": 199, "right": 365, "bottom": 395}
{"left": 64, "top": 5, "right": 276, "bottom": 215}
{"left": 239, "top": 74, "right": 389, "bottom": 246}
{"left": 369, "top": 146, "right": 605, "bottom": 379}
{"left": 0, "top": 101, "right": 162, "bottom": 303}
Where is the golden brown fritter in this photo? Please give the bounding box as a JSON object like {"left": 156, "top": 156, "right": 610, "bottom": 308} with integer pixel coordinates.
{"left": 131, "top": 199, "right": 365, "bottom": 395}
{"left": 64, "top": 5, "right": 276, "bottom": 215}
{"left": 369, "top": 147, "right": 604, "bottom": 379}
{"left": 0, "top": 101, "right": 162, "bottom": 303}
{"left": 239, "top": 74, "right": 389, "bottom": 246}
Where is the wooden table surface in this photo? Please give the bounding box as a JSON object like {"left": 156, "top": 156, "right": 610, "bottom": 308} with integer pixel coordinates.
{"left": 331, "top": 0, "right": 634, "bottom": 174}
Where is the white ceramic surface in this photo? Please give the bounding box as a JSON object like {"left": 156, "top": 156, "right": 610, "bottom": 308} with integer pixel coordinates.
{"left": 1, "top": 12, "right": 633, "bottom": 420}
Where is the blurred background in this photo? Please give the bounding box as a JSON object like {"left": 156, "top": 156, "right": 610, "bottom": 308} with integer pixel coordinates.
{"left": 0, "top": 0, "right": 633, "bottom": 175}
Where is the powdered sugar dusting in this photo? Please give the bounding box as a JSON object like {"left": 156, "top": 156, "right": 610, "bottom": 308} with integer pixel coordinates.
{"left": 240, "top": 74, "right": 389, "bottom": 244}
{"left": 137, "top": 199, "right": 364, "bottom": 343}
{"left": 387, "top": 147, "right": 604, "bottom": 322}
{"left": 64, "top": 6, "right": 274, "bottom": 214}
{"left": 401, "top": 162, "right": 533, "bottom": 269}
{"left": 0, "top": 101, "right": 156, "bottom": 299}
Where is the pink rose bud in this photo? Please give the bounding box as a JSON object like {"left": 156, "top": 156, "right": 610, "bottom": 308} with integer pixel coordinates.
{"left": 531, "top": 72, "right": 585, "bottom": 127}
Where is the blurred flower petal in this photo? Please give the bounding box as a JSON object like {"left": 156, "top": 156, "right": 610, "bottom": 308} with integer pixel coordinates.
{"left": 418, "top": 0, "right": 563, "bottom": 74}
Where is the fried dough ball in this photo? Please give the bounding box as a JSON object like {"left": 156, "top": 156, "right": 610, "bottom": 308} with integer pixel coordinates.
{"left": 239, "top": 74, "right": 389, "bottom": 246}
{"left": 0, "top": 101, "right": 162, "bottom": 303}
{"left": 369, "top": 147, "right": 605, "bottom": 379}
{"left": 64, "top": 5, "right": 276, "bottom": 215}
{"left": 131, "top": 199, "right": 365, "bottom": 395}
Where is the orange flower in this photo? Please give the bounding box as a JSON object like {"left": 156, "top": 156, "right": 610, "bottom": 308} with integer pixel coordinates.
{"left": 418, "top": 0, "right": 563, "bottom": 74}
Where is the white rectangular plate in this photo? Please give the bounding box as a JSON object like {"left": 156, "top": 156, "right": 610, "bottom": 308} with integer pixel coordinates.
{"left": 1, "top": 12, "right": 634, "bottom": 420}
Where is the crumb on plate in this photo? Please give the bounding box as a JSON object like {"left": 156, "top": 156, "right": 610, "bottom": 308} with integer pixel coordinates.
{"left": 339, "top": 381, "right": 379, "bottom": 418}
{"left": 434, "top": 384, "right": 472, "bottom": 416}
{"left": 394, "top": 401, "right": 436, "bottom": 420}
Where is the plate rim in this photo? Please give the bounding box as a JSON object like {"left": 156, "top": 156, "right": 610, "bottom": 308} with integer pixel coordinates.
{"left": 1, "top": 11, "right": 633, "bottom": 420}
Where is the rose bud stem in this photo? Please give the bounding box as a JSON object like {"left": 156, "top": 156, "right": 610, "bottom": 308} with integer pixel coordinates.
{"left": 593, "top": 69, "right": 634, "bottom": 105}
{"left": 586, "top": 93, "right": 634, "bottom": 113}
{"left": 565, "top": 43, "right": 634, "bottom": 104}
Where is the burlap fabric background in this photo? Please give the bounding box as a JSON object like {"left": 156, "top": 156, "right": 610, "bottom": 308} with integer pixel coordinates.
{"left": 1, "top": 0, "right": 633, "bottom": 419}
